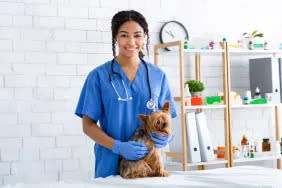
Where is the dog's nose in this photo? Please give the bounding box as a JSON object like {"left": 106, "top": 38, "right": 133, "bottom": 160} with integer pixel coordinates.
{"left": 162, "top": 122, "right": 166, "bottom": 129}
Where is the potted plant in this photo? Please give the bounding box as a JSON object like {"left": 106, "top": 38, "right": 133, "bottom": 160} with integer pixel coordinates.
{"left": 185, "top": 80, "right": 204, "bottom": 97}
{"left": 242, "top": 30, "right": 264, "bottom": 49}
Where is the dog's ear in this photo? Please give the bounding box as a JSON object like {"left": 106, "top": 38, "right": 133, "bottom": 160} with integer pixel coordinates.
{"left": 162, "top": 101, "right": 170, "bottom": 113}
{"left": 139, "top": 114, "right": 148, "bottom": 124}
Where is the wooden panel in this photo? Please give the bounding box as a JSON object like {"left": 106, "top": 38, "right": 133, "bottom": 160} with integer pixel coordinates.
{"left": 165, "top": 152, "right": 183, "bottom": 159}
{"left": 275, "top": 106, "right": 281, "bottom": 169}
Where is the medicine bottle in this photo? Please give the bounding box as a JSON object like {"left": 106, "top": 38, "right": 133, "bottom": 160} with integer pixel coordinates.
{"left": 184, "top": 84, "right": 191, "bottom": 106}
{"left": 184, "top": 36, "right": 188, "bottom": 49}
{"left": 262, "top": 138, "right": 271, "bottom": 152}
{"left": 241, "top": 135, "right": 249, "bottom": 146}
{"left": 248, "top": 41, "right": 253, "bottom": 50}
{"left": 241, "top": 135, "right": 249, "bottom": 157}
{"left": 254, "top": 87, "right": 261, "bottom": 99}
{"left": 280, "top": 138, "right": 282, "bottom": 155}
{"left": 243, "top": 96, "right": 249, "bottom": 105}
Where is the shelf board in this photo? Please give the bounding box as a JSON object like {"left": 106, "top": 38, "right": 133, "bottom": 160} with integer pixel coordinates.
{"left": 184, "top": 49, "right": 224, "bottom": 55}
{"left": 229, "top": 49, "right": 282, "bottom": 55}
{"left": 165, "top": 159, "right": 228, "bottom": 167}
{"left": 186, "top": 105, "right": 226, "bottom": 110}
{"left": 183, "top": 49, "right": 282, "bottom": 56}
{"left": 187, "top": 159, "right": 228, "bottom": 167}
{"left": 233, "top": 155, "right": 282, "bottom": 163}
{"left": 231, "top": 103, "right": 280, "bottom": 109}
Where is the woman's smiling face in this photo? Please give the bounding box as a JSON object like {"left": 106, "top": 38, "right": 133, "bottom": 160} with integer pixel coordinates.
{"left": 116, "top": 21, "right": 145, "bottom": 58}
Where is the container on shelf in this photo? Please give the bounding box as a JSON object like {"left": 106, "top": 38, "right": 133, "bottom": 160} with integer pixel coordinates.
{"left": 253, "top": 87, "right": 261, "bottom": 99}
{"left": 205, "top": 96, "right": 221, "bottom": 105}
{"left": 280, "top": 138, "right": 282, "bottom": 155}
{"left": 262, "top": 138, "right": 271, "bottom": 152}
{"left": 271, "top": 140, "right": 281, "bottom": 156}
{"left": 191, "top": 96, "right": 202, "bottom": 106}
{"left": 217, "top": 146, "right": 225, "bottom": 159}
{"left": 241, "top": 135, "right": 249, "bottom": 158}
{"left": 241, "top": 135, "right": 249, "bottom": 145}
{"left": 254, "top": 140, "right": 262, "bottom": 152}
{"left": 184, "top": 84, "right": 191, "bottom": 106}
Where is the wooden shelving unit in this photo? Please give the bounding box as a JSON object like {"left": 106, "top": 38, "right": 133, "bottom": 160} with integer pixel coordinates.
{"left": 154, "top": 41, "right": 231, "bottom": 170}
{"left": 154, "top": 41, "right": 282, "bottom": 171}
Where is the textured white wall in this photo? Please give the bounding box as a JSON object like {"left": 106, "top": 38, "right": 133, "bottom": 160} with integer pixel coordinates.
{"left": 0, "top": 0, "right": 282, "bottom": 185}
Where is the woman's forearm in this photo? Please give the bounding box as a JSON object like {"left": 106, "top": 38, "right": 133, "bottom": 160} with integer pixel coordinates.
{"left": 82, "top": 115, "right": 115, "bottom": 150}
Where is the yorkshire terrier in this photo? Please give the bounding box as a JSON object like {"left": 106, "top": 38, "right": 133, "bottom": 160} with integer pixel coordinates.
{"left": 119, "top": 101, "right": 172, "bottom": 179}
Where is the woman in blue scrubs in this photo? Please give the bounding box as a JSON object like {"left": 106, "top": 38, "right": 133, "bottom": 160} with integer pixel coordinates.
{"left": 75, "top": 10, "right": 177, "bottom": 178}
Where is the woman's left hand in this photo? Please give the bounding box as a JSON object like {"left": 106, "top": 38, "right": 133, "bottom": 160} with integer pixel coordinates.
{"left": 151, "top": 131, "right": 174, "bottom": 148}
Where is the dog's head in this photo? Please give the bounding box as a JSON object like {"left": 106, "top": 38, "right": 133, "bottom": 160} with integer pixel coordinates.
{"left": 139, "top": 101, "right": 172, "bottom": 137}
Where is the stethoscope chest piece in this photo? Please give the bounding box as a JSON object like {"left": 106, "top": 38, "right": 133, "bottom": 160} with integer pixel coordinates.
{"left": 146, "top": 99, "right": 156, "bottom": 110}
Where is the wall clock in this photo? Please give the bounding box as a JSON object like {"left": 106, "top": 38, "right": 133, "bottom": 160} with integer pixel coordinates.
{"left": 159, "top": 20, "right": 189, "bottom": 51}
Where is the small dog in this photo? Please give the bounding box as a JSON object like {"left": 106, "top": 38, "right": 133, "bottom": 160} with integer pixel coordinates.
{"left": 119, "top": 101, "right": 172, "bottom": 179}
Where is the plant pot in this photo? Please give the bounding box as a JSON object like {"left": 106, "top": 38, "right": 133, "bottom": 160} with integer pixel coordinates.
{"left": 241, "top": 38, "right": 249, "bottom": 49}
{"left": 191, "top": 91, "right": 202, "bottom": 97}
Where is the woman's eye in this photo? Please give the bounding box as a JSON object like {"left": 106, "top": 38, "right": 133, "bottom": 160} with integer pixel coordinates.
{"left": 135, "top": 35, "right": 142, "bottom": 38}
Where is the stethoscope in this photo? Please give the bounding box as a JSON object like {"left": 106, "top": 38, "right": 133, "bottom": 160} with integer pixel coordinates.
{"left": 109, "top": 58, "right": 156, "bottom": 110}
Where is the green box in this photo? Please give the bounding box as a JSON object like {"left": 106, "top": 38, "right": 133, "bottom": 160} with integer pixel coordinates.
{"left": 205, "top": 96, "right": 221, "bottom": 105}
{"left": 253, "top": 43, "right": 264, "bottom": 49}
{"left": 249, "top": 98, "right": 267, "bottom": 104}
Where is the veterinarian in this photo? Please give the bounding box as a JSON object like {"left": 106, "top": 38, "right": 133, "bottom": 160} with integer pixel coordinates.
{"left": 75, "top": 10, "right": 177, "bottom": 178}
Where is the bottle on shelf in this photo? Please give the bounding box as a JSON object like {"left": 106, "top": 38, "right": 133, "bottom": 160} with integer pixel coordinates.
{"left": 241, "top": 135, "right": 249, "bottom": 158}
{"left": 254, "top": 140, "right": 262, "bottom": 152}
{"left": 262, "top": 138, "right": 271, "bottom": 152}
{"left": 264, "top": 41, "right": 268, "bottom": 50}
{"left": 280, "top": 138, "right": 282, "bottom": 155}
{"left": 184, "top": 36, "right": 189, "bottom": 50}
{"left": 250, "top": 149, "right": 255, "bottom": 158}
{"left": 253, "top": 87, "right": 261, "bottom": 99}
{"left": 248, "top": 41, "right": 253, "bottom": 50}
{"left": 241, "top": 135, "right": 249, "bottom": 145}
{"left": 243, "top": 96, "right": 249, "bottom": 105}
{"left": 272, "top": 140, "right": 280, "bottom": 156}
{"left": 184, "top": 84, "right": 191, "bottom": 106}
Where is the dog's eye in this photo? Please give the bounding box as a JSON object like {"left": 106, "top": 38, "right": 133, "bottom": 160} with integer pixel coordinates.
{"left": 157, "top": 120, "right": 161, "bottom": 125}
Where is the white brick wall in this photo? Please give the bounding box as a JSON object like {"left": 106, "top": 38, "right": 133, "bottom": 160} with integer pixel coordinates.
{"left": 0, "top": 15, "right": 12, "bottom": 26}
{"left": 1, "top": 0, "right": 282, "bottom": 186}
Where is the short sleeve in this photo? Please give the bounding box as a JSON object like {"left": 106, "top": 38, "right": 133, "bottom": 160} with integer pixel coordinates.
{"left": 75, "top": 71, "right": 103, "bottom": 122}
{"left": 158, "top": 73, "right": 177, "bottom": 118}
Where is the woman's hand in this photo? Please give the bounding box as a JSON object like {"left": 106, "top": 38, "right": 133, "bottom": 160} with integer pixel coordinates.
{"left": 112, "top": 140, "right": 148, "bottom": 160}
{"left": 151, "top": 131, "right": 174, "bottom": 148}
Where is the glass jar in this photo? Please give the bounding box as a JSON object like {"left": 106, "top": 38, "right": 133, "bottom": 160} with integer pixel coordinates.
{"left": 262, "top": 138, "right": 271, "bottom": 152}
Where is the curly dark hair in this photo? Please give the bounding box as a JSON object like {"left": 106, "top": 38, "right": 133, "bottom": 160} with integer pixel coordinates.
{"left": 111, "top": 10, "right": 150, "bottom": 59}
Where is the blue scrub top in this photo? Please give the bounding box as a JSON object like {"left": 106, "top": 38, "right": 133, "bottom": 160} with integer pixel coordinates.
{"left": 75, "top": 59, "right": 177, "bottom": 178}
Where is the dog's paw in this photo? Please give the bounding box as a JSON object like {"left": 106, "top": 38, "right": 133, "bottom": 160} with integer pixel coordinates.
{"left": 160, "top": 171, "right": 169, "bottom": 177}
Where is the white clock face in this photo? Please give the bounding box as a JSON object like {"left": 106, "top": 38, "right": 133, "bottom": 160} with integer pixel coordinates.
{"left": 160, "top": 21, "right": 188, "bottom": 51}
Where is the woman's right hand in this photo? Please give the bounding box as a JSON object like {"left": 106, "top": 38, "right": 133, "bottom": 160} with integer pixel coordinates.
{"left": 112, "top": 140, "right": 148, "bottom": 160}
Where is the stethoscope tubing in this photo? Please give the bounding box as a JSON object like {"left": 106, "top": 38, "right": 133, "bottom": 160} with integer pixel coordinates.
{"left": 109, "top": 58, "right": 152, "bottom": 100}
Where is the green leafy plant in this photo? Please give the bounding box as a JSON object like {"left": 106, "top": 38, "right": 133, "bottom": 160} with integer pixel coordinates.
{"left": 185, "top": 80, "right": 204, "bottom": 92}
{"left": 242, "top": 30, "right": 264, "bottom": 40}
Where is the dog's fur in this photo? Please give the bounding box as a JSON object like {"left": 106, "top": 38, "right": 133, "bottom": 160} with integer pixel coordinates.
{"left": 119, "top": 101, "right": 172, "bottom": 179}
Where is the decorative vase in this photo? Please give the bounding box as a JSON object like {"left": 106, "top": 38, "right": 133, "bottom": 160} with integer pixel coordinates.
{"left": 191, "top": 91, "right": 202, "bottom": 97}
